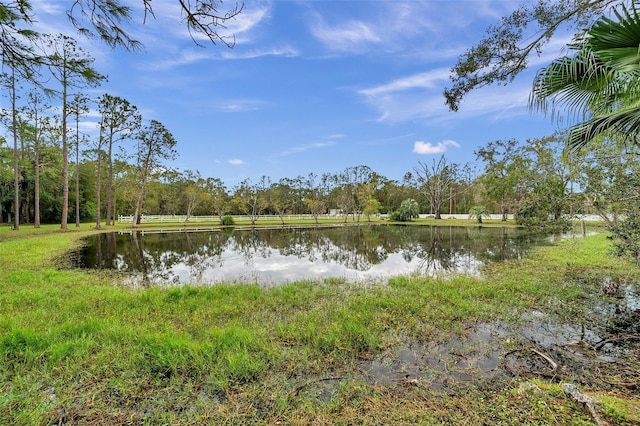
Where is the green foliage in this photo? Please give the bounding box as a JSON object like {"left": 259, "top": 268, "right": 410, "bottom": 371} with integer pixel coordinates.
{"left": 362, "top": 197, "right": 381, "bottom": 221}
{"left": 221, "top": 214, "right": 235, "bottom": 226}
{"left": 445, "top": 0, "right": 616, "bottom": 111}
{"left": 515, "top": 199, "right": 571, "bottom": 232}
{"left": 388, "top": 210, "right": 402, "bottom": 221}
{"left": 391, "top": 198, "right": 420, "bottom": 222}
{"left": 531, "top": 2, "right": 640, "bottom": 152}
{"left": 468, "top": 205, "right": 489, "bottom": 223}
{"left": 475, "top": 139, "right": 527, "bottom": 220}
{"left": 609, "top": 212, "right": 640, "bottom": 264}
{"left": 475, "top": 135, "right": 576, "bottom": 231}
{"left": 528, "top": 3, "right": 640, "bottom": 257}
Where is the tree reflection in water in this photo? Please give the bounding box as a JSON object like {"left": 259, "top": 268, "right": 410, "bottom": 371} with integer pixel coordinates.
{"left": 75, "top": 226, "right": 551, "bottom": 287}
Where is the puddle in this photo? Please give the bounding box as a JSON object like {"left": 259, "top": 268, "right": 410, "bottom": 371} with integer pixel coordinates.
{"left": 361, "top": 323, "right": 508, "bottom": 391}
{"left": 359, "top": 279, "right": 640, "bottom": 391}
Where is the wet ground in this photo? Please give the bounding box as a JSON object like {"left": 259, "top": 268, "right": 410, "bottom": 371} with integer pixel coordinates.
{"left": 295, "top": 277, "right": 640, "bottom": 400}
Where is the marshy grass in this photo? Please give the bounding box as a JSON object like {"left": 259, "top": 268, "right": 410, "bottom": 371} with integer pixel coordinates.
{"left": 0, "top": 224, "right": 638, "bottom": 424}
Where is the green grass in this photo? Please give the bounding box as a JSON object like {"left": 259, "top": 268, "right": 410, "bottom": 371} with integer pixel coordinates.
{"left": 0, "top": 224, "right": 638, "bottom": 424}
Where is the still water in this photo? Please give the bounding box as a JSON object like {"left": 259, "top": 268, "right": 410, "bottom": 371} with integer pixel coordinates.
{"left": 74, "top": 225, "right": 552, "bottom": 287}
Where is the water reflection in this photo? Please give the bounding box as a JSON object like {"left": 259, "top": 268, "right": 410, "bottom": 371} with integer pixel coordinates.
{"left": 75, "top": 225, "right": 550, "bottom": 287}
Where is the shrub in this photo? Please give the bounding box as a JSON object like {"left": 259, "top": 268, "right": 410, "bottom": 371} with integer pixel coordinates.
{"left": 609, "top": 212, "right": 640, "bottom": 265}
{"left": 388, "top": 210, "right": 402, "bottom": 221}
{"left": 221, "top": 215, "right": 235, "bottom": 226}
{"left": 390, "top": 199, "right": 420, "bottom": 222}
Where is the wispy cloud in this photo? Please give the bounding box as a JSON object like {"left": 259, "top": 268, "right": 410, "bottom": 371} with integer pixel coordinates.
{"left": 310, "top": 17, "right": 380, "bottom": 52}
{"left": 273, "top": 141, "right": 336, "bottom": 158}
{"left": 227, "top": 4, "right": 272, "bottom": 44}
{"left": 413, "top": 140, "right": 460, "bottom": 155}
{"left": 31, "top": 0, "right": 65, "bottom": 15}
{"left": 221, "top": 45, "right": 299, "bottom": 59}
{"left": 147, "top": 2, "right": 270, "bottom": 45}
{"left": 359, "top": 68, "right": 450, "bottom": 97}
{"left": 358, "top": 67, "right": 536, "bottom": 124}
{"left": 357, "top": 69, "right": 451, "bottom": 123}
{"left": 306, "top": 2, "right": 480, "bottom": 56}
{"left": 216, "top": 99, "right": 270, "bottom": 113}
{"left": 144, "top": 50, "right": 213, "bottom": 70}
{"left": 143, "top": 42, "right": 297, "bottom": 70}
{"left": 229, "top": 159, "right": 246, "bottom": 166}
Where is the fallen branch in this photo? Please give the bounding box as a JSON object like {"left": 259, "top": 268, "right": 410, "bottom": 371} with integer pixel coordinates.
{"left": 594, "top": 334, "right": 640, "bottom": 350}
{"left": 530, "top": 348, "right": 557, "bottom": 372}
{"left": 504, "top": 348, "right": 560, "bottom": 378}
{"left": 562, "top": 383, "right": 609, "bottom": 426}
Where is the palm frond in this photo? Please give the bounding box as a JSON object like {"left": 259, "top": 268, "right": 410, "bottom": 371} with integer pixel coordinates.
{"left": 531, "top": 49, "right": 618, "bottom": 120}
{"left": 567, "top": 102, "right": 640, "bottom": 152}
{"left": 533, "top": 1, "right": 640, "bottom": 154}
{"left": 588, "top": 2, "right": 640, "bottom": 75}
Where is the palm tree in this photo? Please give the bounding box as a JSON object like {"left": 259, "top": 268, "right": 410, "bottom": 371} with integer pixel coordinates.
{"left": 530, "top": 2, "right": 640, "bottom": 153}
{"left": 468, "top": 205, "right": 489, "bottom": 224}
{"left": 398, "top": 198, "right": 420, "bottom": 221}
{"left": 532, "top": 3, "right": 640, "bottom": 264}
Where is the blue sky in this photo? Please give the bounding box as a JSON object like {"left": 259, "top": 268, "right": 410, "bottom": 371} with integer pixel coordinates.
{"left": 32, "top": 0, "right": 572, "bottom": 187}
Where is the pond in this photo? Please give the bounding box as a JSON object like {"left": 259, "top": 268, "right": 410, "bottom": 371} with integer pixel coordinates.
{"left": 73, "top": 225, "right": 553, "bottom": 287}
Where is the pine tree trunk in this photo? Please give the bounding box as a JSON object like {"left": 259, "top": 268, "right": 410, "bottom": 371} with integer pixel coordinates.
{"left": 61, "top": 69, "right": 69, "bottom": 230}
{"left": 11, "top": 68, "right": 19, "bottom": 231}
{"left": 34, "top": 123, "right": 40, "bottom": 228}
{"left": 106, "top": 138, "right": 113, "bottom": 226}
{"left": 75, "top": 124, "right": 80, "bottom": 228}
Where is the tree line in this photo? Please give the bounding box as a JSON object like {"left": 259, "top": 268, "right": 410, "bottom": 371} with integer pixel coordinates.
{"left": 1, "top": 0, "right": 639, "bottom": 263}
{"left": 1, "top": 118, "right": 637, "bottom": 232}
{"left": 0, "top": 34, "right": 177, "bottom": 230}
{"left": 0, "top": 0, "right": 241, "bottom": 230}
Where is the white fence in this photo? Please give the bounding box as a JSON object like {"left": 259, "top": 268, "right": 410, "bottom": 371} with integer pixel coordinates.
{"left": 118, "top": 213, "right": 610, "bottom": 224}
{"left": 119, "top": 215, "right": 218, "bottom": 224}
{"left": 118, "top": 214, "right": 324, "bottom": 224}
{"left": 420, "top": 214, "right": 513, "bottom": 220}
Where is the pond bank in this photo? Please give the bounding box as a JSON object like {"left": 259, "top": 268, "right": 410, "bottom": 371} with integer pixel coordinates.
{"left": 0, "top": 227, "right": 638, "bottom": 424}
{"left": 73, "top": 225, "right": 553, "bottom": 287}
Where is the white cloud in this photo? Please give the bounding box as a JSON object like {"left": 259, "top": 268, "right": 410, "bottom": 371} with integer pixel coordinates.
{"left": 143, "top": 41, "right": 297, "bottom": 71}
{"left": 147, "top": 2, "right": 270, "bottom": 45}
{"left": 413, "top": 140, "right": 460, "bottom": 155}
{"left": 311, "top": 18, "right": 380, "bottom": 52}
{"left": 229, "top": 159, "right": 245, "bottom": 166}
{"left": 357, "top": 69, "right": 452, "bottom": 123}
{"left": 306, "top": 2, "right": 508, "bottom": 57}
{"left": 225, "top": 4, "right": 272, "bottom": 44}
{"left": 144, "top": 50, "right": 213, "bottom": 70}
{"left": 274, "top": 141, "right": 336, "bottom": 158}
{"left": 31, "top": 0, "right": 65, "bottom": 15}
{"left": 221, "top": 46, "right": 299, "bottom": 59}
{"left": 357, "top": 67, "right": 539, "bottom": 124}
{"left": 216, "top": 99, "right": 269, "bottom": 113}
{"left": 359, "top": 68, "right": 450, "bottom": 97}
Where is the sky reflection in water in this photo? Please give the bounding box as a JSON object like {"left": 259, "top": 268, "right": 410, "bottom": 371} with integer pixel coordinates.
{"left": 74, "top": 225, "right": 551, "bottom": 287}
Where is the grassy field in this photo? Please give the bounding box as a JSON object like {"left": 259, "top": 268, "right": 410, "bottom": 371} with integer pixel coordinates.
{"left": 0, "top": 221, "right": 638, "bottom": 424}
